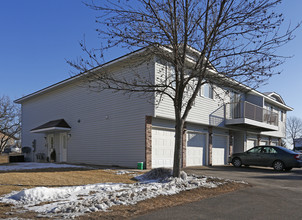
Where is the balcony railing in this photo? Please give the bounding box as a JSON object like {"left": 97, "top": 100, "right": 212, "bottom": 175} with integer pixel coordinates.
{"left": 226, "top": 101, "right": 278, "bottom": 126}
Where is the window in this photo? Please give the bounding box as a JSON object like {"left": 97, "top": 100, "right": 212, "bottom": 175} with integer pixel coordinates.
{"left": 262, "top": 147, "right": 277, "bottom": 154}
{"left": 165, "top": 65, "right": 176, "bottom": 87}
{"left": 230, "top": 91, "right": 240, "bottom": 103}
{"left": 203, "top": 83, "right": 213, "bottom": 99}
{"left": 279, "top": 110, "right": 284, "bottom": 122}
{"left": 170, "top": 67, "right": 176, "bottom": 87}
{"left": 248, "top": 147, "right": 262, "bottom": 153}
{"left": 198, "top": 86, "right": 203, "bottom": 96}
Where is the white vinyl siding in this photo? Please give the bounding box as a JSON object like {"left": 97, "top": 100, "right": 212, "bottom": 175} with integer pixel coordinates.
{"left": 155, "top": 61, "right": 228, "bottom": 127}
{"left": 21, "top": 62, "right": 154, "bottom": 168}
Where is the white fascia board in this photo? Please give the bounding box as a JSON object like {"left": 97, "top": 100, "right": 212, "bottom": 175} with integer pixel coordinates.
{"left": 31, "top": 127, "right": 71, "bottom": 133}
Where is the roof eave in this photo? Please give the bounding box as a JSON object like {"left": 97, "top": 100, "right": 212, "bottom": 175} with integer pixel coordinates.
{"left": 30, "top": 127, "right": 71, "bottom": 133}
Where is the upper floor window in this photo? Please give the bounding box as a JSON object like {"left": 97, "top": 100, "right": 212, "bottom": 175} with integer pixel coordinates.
{"left": 203, "top": 83, "right": 213, "bottom": 99}
{"left": 165, "top": 66, "right": 176, "bottom": 87}
{"left": 279, "top": 110, "right": 284, "bottom": 122}
{"left": 230, "top": 91, "right": 240, "bottom": 103}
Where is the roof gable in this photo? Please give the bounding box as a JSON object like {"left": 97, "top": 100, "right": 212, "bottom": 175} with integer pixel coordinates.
{"left": 31, "top": 119, "right": 71, "bottom": 133}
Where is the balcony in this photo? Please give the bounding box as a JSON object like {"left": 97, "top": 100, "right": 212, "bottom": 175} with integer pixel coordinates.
{"left": 225, "top": 101, "right": 279, "bottom": 131}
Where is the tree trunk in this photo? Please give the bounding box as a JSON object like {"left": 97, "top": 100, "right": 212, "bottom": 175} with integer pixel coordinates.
{"left": 173, "top": 113, "right": 185, "bottom": 177}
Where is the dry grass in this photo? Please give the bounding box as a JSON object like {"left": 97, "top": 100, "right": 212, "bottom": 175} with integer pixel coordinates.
{"left": 0, "top": 155, "right": 8, "bottom": 164}
{"left": 0, "top": 168, "right": 137, "bottom": 196}
{"left": 0, "top": 165, "right": 140, "bottom": 219}
{"left": 0, "top": 163, "right": 248, "bottom": 219}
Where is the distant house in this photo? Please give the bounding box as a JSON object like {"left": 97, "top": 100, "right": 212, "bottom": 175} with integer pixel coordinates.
{"left": 0, "top": 132, "right": 19, "bottom": 153}
{"left": 15, "top": 48, "right": 292, "bottom": 168}
{"left": 293, "top": 138, "right": 302, "bottom": 151}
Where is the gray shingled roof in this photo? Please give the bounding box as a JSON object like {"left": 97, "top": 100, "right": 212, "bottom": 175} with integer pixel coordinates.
{"left": 31, "top": 119, "right": 71, "bottom": 132}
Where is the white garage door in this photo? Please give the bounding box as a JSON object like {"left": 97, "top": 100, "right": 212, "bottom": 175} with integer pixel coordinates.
{"left": 260, "top": 140, "right": 268, "bottom": 145}
{"left": 152, "top": 128, "right": 175, "bottom": 168}
{"left": 186, "top": 132, "right": 206, "bottom": 166}
{"left": 212, "top": 135, "right": 228, "bottom": 165}
{"left": 271, "top": 141, "right": 278, "bottom": 146}
{"left": 247, "top": 139, "right": 256, "bottom": 151}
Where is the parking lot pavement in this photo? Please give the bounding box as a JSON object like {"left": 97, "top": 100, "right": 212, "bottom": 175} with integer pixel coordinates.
{"left": 134, "top": 166, "right": 302, "bottom": 220}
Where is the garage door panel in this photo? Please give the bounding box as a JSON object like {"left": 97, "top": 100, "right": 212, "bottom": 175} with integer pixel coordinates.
{"left": 152, "top": 128, "right": 175, "bottom": 168}
{"left": 186, "top": 132, "right": 206, "bottom": 166}
{"left": 271, "top": 141, "right": 277, "bottom": 146}
{"left": 212, "top": 135, "right": 228, "bottom": 165}
{"left": 247, "top": 139, "right": 256, "bottom": 151}
{"left": 260, "top": 141, "right": 268, "bottom": 145}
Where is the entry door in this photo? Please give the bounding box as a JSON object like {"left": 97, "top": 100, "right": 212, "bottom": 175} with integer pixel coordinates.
{"left": 47, "top": 134, "right": 54, "bottom": 160}
{"left": 60, "top": 133, "right": 68, "bottom": 162}
{"left": 230, "top": 92, "right": 240, "bottom": 118}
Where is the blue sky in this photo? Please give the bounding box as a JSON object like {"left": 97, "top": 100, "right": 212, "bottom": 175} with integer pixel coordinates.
{"left": 1, "top": 0, "right": 302, "bottom": 118}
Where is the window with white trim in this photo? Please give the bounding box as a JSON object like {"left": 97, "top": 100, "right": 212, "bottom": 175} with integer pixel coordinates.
{"left": 166, "top": 66, "right": 176, "bottom": 87}
{"left": 203, "top": 83, "right": 213, "bottom": 99}
{"left": 279, "top": 110, "right": 284, "bottom": 122}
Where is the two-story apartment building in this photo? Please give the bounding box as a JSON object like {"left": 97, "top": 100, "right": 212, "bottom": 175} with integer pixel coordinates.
{"left": 15, "top": 49, "right": 292, "bottom": 168}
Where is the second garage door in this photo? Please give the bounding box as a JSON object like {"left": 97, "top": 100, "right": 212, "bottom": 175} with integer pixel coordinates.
{"left": 247, "top": 139, "right": 257, "bottom": 151}
{"left": 212, "top": 134, "right": 228, "bottom": 165}
{"left": 260, "top": 140, "right": 268, "bottom": 145}
{"left": 186, "top": 132, "right": 206, "bottom": 166}
{"left": 152, "top": 128, "right": 175, "bottom": 168}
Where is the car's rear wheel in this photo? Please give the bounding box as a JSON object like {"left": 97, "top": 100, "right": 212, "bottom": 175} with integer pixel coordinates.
{"left": 273, "top": 160, "right": 285, "bottom": 171}
{"left": 232, "top": 158, "right": 242, "bottom": 167}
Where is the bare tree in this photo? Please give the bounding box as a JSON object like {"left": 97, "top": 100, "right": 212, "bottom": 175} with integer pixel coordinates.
{"left": 0, "top": 96, "right": 21, "bottom": 153}
{"left": 68, "top": 0, "right": 299, "bottom": 177}
{"left": 286, "top": 116, "right": 302, "bottom": 146}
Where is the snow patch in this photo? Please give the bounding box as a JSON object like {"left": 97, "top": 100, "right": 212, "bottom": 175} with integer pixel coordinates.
{"left": 0, "top": 169, "right": 233, "bottom": 219}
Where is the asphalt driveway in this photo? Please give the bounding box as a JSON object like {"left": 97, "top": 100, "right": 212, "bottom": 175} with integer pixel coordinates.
{"left": 134, "top": 166, "right": 302, "bottom": 220}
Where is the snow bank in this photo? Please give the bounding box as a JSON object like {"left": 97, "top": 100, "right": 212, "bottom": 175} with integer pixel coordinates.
{"left": 135, "top": 168, "right": 188, "bottom": 182}
{"left": 0, "top": 162, "right": 84, "bottom": 171}
{"left": 0, "top": 169, "right": 232, "bottom": 219}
